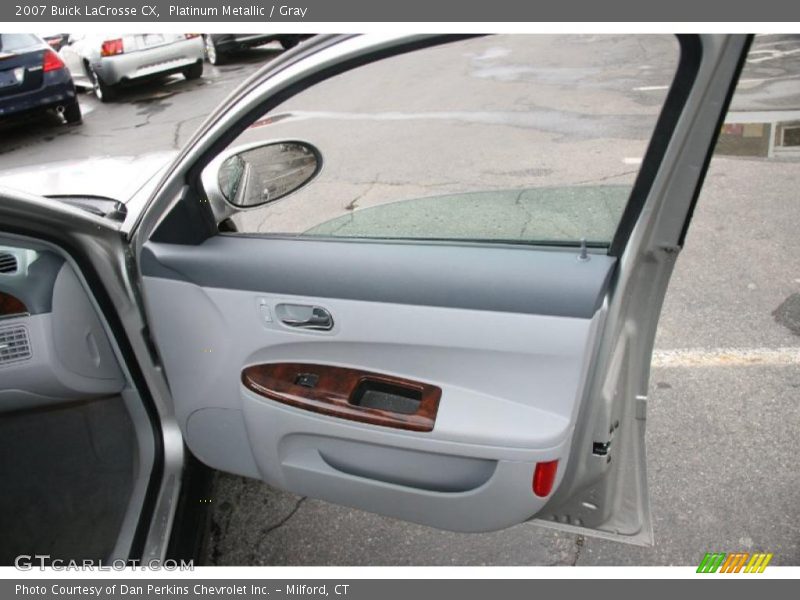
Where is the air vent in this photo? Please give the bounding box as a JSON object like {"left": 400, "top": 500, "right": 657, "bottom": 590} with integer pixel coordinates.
{"left": 0, "top": 326, "right": 31, "bottom": 365}
{"left": 0, "top": 252, "right": 17, "bottom": 274}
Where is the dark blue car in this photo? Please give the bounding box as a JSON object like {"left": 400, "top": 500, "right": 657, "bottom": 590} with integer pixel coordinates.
{"left": 0, "top": 33, "right": 81, "bottom": 125}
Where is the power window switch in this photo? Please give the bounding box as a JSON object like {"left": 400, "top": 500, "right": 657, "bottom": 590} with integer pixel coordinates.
{"left": 294, "top": 373, "right": 319, "bottom": 388}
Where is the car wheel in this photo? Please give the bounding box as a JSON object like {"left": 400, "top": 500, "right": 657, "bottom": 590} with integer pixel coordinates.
{"left": 203, "top": 35, "right": 224, "bottom": 65}
{"left": 183, "top": 61, "right": 203, "bottom": 80}
{"left": 62, "top": 99, "right": 82, "bottom": 124}
{"left": 87, "top": 65, "right": 116, "bottom": 102}
{"left": 279, "top": 37, "right": 299, "bottom": 50}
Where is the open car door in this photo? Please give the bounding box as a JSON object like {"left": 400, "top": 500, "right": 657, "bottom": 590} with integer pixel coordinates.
{"left": 132, "top": 34, "right": 750, "bottom": 545}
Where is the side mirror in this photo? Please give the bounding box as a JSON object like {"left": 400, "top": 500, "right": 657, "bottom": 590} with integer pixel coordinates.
{"left": 212, "top": 140, "right": 321, "bottom": 209}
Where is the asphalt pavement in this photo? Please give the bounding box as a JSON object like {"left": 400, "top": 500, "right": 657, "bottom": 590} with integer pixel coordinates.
{"left": 0, "top": 43, "right": 283, "bottom": 168}
{"left": 0, "top": 34, "right": 797, "bottom": 566}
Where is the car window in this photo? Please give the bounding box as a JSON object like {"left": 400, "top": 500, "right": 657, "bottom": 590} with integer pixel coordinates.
{"left": 219, "top": 35, "right": 679, "bottom": 247}
{"left": 0, "top": 34, "right": 41, "bottom": 52}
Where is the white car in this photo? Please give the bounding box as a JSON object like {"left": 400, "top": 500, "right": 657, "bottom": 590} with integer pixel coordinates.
{"left": 59, "top": 33, "right": 204, "bottom": 102}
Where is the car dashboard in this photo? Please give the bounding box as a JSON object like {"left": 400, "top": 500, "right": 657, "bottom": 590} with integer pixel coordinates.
{"left": 0, "top": 244, "right": 124, "bottom": 412}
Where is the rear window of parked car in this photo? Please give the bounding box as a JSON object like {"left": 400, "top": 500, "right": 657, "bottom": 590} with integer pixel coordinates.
{"left": 0, "top": 34, "right": 41, "bottom": 52}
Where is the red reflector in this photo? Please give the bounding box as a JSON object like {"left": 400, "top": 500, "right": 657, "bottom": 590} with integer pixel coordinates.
{"left": 42, "top": 50, "right": 65, "bottom": 73}
{"left": 101, "top": 39, "right": 124, "bottom": 57}
{"left": 533, "top": 460, "right": 559, "bottom": 497}
{"left": 184, "top": 34, "right": 200, "bottom": 39}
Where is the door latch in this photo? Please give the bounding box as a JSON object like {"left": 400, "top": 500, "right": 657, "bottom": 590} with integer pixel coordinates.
{"left": 275, "top": 304, "right": 334, "bottom": 331}
{"left": 592, "top": 441, "right": 611, "bottom": 456}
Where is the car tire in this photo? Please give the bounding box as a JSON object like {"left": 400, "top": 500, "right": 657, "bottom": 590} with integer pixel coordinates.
{"left": 87, "top": 65, "right": 116, "bottom": 103}
{"left": 62, "top": 99, "right": 82, "bottom": 124}
{"left": 279, "top": 37, "right": 299, "bottom": 50}
{"left": 183, "top": 61, "right": 203, "bottom": 80}
{"left": 203, "top": 35, "right": 224, "bottom": 65}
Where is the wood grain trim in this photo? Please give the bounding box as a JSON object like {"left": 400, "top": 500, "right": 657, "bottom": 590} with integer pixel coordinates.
{"left": 242, "top": 363, "right": 441, "bottom": 432}
{"left": 0, "top": 291, "right": 27, "bottom": 318}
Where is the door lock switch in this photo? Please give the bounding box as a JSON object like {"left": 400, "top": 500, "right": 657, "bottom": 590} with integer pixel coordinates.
{"left": 294, "top": 373, "right": 319, "bottom": 388}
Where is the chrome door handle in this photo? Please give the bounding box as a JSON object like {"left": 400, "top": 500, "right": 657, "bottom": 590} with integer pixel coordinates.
{"left": 276, "top": 304, "right": 334, "bottom": 331}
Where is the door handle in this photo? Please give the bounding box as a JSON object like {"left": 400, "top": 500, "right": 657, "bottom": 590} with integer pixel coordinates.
{"left": 276, "top": 304, "right": 334, "bottom": 331}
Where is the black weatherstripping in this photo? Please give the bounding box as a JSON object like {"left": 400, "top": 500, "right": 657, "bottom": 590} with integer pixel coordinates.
{"left": 141, "top": 236, "right": 617, "bottom": 319}
{"left": 166, "top": 452, "right": 215, "bottom": 565}
{"left": 677, "top": 35, "right": 753, "bottom": 246}
{"left": 609, "top": 35, "right": 703, "bottom": 257}
{"left": 609, "top": 35, "right": 752, "bottom": 255}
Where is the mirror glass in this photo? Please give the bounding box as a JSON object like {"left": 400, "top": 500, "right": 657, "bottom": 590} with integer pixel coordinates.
{"left": 218, "top": 141, "right": 320, "bottom": 208}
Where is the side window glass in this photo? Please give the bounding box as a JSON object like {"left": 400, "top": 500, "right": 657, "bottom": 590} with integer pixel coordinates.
{"left": 217, "top": 35, "right": 679, "bottom": 248}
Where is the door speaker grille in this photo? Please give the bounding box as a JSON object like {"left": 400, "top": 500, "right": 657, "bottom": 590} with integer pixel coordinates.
{"left": 0, "top": 326, "right": 31, "bottom": 365}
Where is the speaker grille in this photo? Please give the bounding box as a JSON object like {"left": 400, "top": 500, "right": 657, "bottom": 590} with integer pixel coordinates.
{"left": 0, "top": 325, "right": 31, "bottom": 365}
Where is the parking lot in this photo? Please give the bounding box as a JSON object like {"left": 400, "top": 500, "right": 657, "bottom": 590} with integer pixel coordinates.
{"left": 0, "top": 42, "right": 285, "bottom": 168}
{"left": 1, "top": 34, "right": 799, "bottom": 566}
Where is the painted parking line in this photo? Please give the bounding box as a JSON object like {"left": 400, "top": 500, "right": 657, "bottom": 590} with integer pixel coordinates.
{"left": 633, "top": 85, "right": 669, "bottom": 92}
{"left": 747, "top": 47, "right": 800, "bottom": 64}
{"left": 634, "top": 74, "right": 800, "bottom": 93}
{"left": 652, "top": 347, "right": 800, "bottom": 368}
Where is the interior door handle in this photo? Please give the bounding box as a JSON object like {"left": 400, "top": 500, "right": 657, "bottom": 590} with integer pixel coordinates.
{"left": 276, "top": 304, "right": 334, "bottom": 331}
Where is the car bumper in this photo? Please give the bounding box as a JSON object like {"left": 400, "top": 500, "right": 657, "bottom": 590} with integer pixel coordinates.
{"left": 93, "top": 37, "right": 204, "bottom": 85}
{"left": 0, "top": 70, "right": 76, "bottom": 118}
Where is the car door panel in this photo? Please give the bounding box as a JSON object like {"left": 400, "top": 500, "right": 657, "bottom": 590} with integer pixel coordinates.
{"left": 131, "top": 34, "right": 751, "bottom": 542}
{"left": 140, "top": 236, "right": 616, "bottom": 318}
{"left": 0, "top": 247, "right": 125, "bottom": 412}
{"left": 140, "top": 237, "right": 611, "bottom": 531}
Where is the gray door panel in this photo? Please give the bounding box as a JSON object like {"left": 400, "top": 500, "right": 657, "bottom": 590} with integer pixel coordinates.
{"left": 134, "top": 33, "right": 751, "bottom": 541}
{"left": 140, "top": 240, "right": 609, "bottom": 531}
{"left": 140, "top": 237, "right": 616, "bottom": 318}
